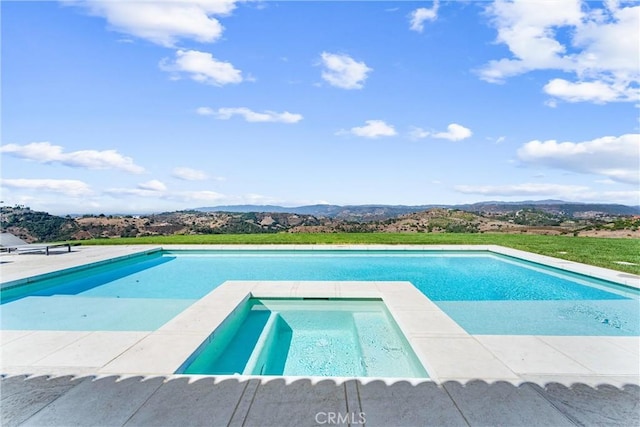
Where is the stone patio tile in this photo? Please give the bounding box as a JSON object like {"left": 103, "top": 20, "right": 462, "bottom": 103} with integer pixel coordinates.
{"left": 383, "top": 297, "right": 442, "bottom": 312}
{"left": 336, "top": 282, "right": 379, "bottom": 297}
{"left": 99, "top": 333, "right": 206, "bottom": 374}
{"left": 294, "top": 281, "right": 338, "bottom": 298}
{"left": 393, "top": 310, "right": 468, "bottom": 337}
{"left": 1, "top": 366, "right": 101, "bottom": 376}
{"left": 444, "top": 380, "right": 574, "bottom": 426}
{"left": 540, "top": 336, "right": 640, "bottom": 376}
{"left": 249, "top": 282, "right": 298, "bottom": 297}
{"left": 125, "top": 377, "right": 248, "bottom": 426}
{"left": 601, "top": 336, "right": 640, "bottom": 354}
{"left": 242, "top": 378, "right": 347, "bottom": 427}
{"left": 1, "top": 331, "right": 89, "bottom": 367}
{"left": 357, "top": 380, "right": 466, "bottom": 426}
{"left": 529, "top": 381, "right": 640, "bottom": 426}
{"left": 412, "top": 337, "right": 519, "bottom": 381}
{"left": 205, "top": 280, "right": 255, "bottom": 293}
{"left": 33, "top": 332, "right": 148, "bottom": 368}
{"left": 343, "top": 379, "right": 362, "bottom": 416}
{"left": 379, "top": 286, "right": 441, "bottom": 311}
{"left": 157, "top": 304, "right": 234, "bottom": 333}
{"left": 189, "top": 288, "right": 250, "bottom": 309}
{"left": 475, "top": 335, "right": 591, "bottom": 375}
{"left": 0, "top": 330, "right": 34, "bottom": 346}
{"left": 228, "top": 379, "right": 260, "bottom": 427}
{"left": 375, "top": 282, "right": 423, "bottom": 296}
{"left": 21, "top": 375, "right": 164, "bottom": 426}
{"left": 0, "top": 375, "right": 88, "bottom": 427}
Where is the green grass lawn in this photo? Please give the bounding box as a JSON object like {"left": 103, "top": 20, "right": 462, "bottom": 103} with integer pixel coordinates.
{"left": 73, "top": 233, "right": 640, "bottom": 275}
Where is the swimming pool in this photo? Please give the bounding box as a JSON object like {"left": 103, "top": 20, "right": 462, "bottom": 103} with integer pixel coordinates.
{"left": 179, "top": 298, "right": 428, "bottom": 378}
{"left": 1, "top": 249, "right": 638, "bottom": 335}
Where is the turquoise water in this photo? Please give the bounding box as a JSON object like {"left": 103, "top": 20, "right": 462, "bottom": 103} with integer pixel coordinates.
{"left": 1, "top": 250, "right": 638, "bottom": 335}
{"left": 1, "top": 296, "right": 193, "bottom": 331}
{"left": 180, "top": 299, "right": 428, "bottom": 378}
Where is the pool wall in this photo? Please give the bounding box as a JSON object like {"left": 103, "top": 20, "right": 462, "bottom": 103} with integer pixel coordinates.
{"left": 3, "top": 244, "right": 638, "bottom": 291}
{"left": 174, "top": 291, "right": 253, "bottom": 375}
{"left": 1, "top": 246, "right": 163, "bottom": 291}
{"left": 156, "top": 244, "right": 640, "bottom": 289}
{"left": 179, "top": 297, "right": 430, "bottom": 378}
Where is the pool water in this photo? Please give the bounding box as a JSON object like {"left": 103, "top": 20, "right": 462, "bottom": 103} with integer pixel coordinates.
{"left": 1, "top": 250, "right": 638, "bottom": 335}
{"left": 179, "top": 298, "right": 429, "bottom": 378}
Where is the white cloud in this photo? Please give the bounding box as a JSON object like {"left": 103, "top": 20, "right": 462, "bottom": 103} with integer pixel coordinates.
{"left": 599, "top": 190, "right": 640, "bottom": 204}
{"left": 454, "top": 183, "right": 590, "bottom": 197}
{"left": 432, "top": 123, "right": 473, "bottom": 141}
{"left": 199, "top": 107, "right": 303, "bottom": 123}
{"left": 479, "top": 0, "right": 581, "bottom": 82}
{"left": 64, "top": 0, "right": 238, "bottom": 47}
{"left": 595, "top": 178, "right": 617, "bottom": 185}
{"left": 241, "top": 193, "right": 279, "bottom": 204}
{"left": 138, "top": 180, "right": 167, "bottom": 192}
{"left": 0, "top": 142, "right": 145, "bottom": 174}
{"left": 104, "top": 188, "right": 160, "bottom": 198}
{"left": 543, "top": 78, "right": 623, "bottom": 103}
{"left": 160, "top": 50, "right": 243, "bottom": 86}
{"left": 0, "top": 178, "right": 92, "bottom": 197}
{"left": 181, "top": 190, "right": 226, "bottom": 202}
{"left": 517, "top": 133, "right": 640, "bottom": 185}
{"left": 409, "top": 1, "right": 439, "bottom": 32}
{"left": 454, "top": 182, "right": 639, "bottom": 204}
{"left": 104, "top": 184, "right": 227, "bottom": 204}
{"left": 196, "top": 107, "right": 215, "bottom": 116}
{"left": 409, "top": 124, "right": 472, "bottom": 141}
{"left": 340, "top": 120, "right": 397, "bottom": 138}
{"left": 409, "top": 127, "right": 431, "bottom": 140}
{"left": 172, "top": 167, "right": 209, "bottom": 181}
{"left": 479, "top": 1, "right": 639, "bottom": 104}
{"left": 319, "top": 52, "right": 372, "bottom": 90}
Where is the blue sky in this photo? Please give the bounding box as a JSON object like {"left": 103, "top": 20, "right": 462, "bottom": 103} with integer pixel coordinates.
{"left": 1, "top": 0, "right": 639, "bottom": 214}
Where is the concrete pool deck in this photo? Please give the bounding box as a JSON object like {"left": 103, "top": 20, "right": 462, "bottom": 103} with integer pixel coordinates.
{"left": 1, "top": 245, "right": 639, "bottom": 426}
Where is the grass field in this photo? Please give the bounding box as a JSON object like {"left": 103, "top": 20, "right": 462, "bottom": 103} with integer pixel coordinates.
{"left": 73, "top": 233, "right": 640, "bottom": 275}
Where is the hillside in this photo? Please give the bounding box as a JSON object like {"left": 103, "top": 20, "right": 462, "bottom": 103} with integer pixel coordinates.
{"left": 197, "top": 204, "right": 443, "bottom": 222}
{"left": 1, "top": 204, "right": 638, "bottom": 243}
{"left": 0, "top": 206, "right": 79, "bottom": 243}
{"left": 197, "top": 202, "right": 640, "bottom": 221}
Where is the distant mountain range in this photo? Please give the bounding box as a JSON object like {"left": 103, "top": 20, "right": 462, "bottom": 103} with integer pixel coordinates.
{"left": 3, "top": 201, "right": 639, "bottom": 243}
{"left": 196, "top": 201, "right": 640, "bottom": 221}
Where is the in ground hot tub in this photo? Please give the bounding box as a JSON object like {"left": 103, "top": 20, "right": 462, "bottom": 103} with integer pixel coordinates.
{"left": 177, "top": 298, "right": 428, "bottom": 377}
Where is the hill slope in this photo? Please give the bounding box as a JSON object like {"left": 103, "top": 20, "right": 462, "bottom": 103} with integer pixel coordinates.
{"left": 2, "top": 203, "right": 638, "bottom": 242}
